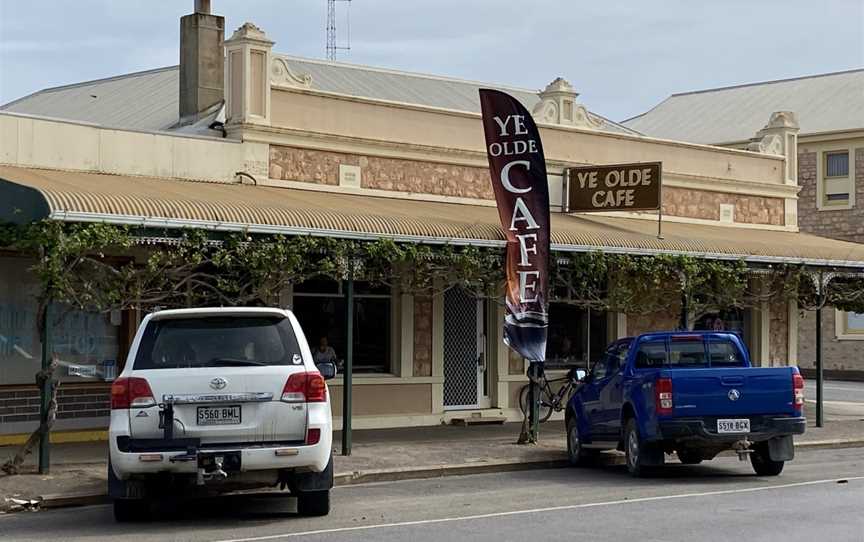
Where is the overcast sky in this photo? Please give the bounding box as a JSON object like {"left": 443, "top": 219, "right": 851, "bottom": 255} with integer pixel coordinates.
{"left": 0, "top": 0, "right": 862, "bottom": 121}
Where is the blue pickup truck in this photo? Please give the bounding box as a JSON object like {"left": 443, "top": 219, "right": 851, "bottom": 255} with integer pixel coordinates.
{"left": 565, "top": 331, "right": 806, "bottom": 477}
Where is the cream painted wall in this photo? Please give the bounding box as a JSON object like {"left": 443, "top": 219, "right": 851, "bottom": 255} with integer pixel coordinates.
{"left": 0, "top": 113, "right": 268, "bottom": 182}
{"left": 267, "top": 88, "right": 788, "bottom": 191}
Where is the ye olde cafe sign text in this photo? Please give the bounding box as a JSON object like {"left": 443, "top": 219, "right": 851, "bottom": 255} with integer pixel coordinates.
{"left": 566, "top": 161, "right": 662, "bottom": 213}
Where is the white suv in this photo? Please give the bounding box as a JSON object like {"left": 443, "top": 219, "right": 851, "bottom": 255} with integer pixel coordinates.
{"left": 108, "top": 307, "right": 335, "bottom": 522}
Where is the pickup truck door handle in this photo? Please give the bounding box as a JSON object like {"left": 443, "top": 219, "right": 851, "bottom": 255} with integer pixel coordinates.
{"left": 720, "top": 376, "right": 745, "bottom": 386}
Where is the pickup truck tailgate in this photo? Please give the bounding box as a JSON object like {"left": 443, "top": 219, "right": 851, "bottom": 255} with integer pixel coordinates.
{"left": 669, "top": 367, "right": 796, "bottom": 417}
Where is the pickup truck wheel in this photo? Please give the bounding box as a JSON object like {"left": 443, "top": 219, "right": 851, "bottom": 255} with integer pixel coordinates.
{"left": 566, "top": 418, "right": 590, "bottom": 467}
{"left": 750, "top": 445, "right": 784, "bottom": 476}
{"left": 676, "top": 450, "right": 703, "bottom": 465}
{"left": 624, "top": 419, "right": 651, "bottom": 477}
{"left": 297, "top": 490, "right": 330, "bottom": 516}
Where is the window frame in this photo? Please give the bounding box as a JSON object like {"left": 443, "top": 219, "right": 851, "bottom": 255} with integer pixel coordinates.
{"left": 817, "top": 147, "right": 855, "bottom": 211}
{"left": 291, "top": 280, "right": 397, "bottom": 374}
{"left": 835, "top": 309, "right": 864, "bottom": 341}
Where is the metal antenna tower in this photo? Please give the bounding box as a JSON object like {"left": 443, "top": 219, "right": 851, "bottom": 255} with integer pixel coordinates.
{"left": 326, "top": 0, "right": 351, "bottom": 61}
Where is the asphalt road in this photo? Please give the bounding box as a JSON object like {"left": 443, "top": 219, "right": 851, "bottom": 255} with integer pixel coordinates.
{"left": 806, "top": 379, "right": 864, "bottom": 404}
{"left": 1, "top": 447, "right": 862, "bottom": 542}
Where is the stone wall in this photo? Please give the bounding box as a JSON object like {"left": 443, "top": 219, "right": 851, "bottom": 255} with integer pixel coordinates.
{"left": 413, "top": 296, "right": 433, "bottom": 377}
{"left": 798, "top": 148, "right": 864, "bottom": 243}
{"left": 798, "top": 308, "right": 864, "bottom": 373}
{"left": 270, "top": 145, "right": 492, "bottom": 199}
{"left": 627, "top": 305, "right": 681, "bottom": 336}
{"left": 769, "top": 298, "right": 788, "bottom": 366}
{"left": 663, "top": 187, "right": 784, "bottom": 226}
{"left": 270, "top": 145, "right": 785, "bottom": 225}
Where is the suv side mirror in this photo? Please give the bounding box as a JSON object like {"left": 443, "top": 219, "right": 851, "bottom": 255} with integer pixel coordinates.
{"left": 318, "top": 361, "right": 337, "bottom": 380}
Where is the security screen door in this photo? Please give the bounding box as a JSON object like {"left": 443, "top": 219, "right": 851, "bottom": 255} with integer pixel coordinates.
{"left": 443, "top": 288, "right": 488, "bottom": 410}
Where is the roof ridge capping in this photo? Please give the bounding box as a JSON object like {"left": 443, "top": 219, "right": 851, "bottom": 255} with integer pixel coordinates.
{"left": 669, "top": 67, "right": 864, "bottom": 98}
{"left": 274, "top": 53, "right": 541, "bottom": 95}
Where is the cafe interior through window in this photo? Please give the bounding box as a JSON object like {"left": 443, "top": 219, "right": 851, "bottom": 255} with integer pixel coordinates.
{"left": 291, "top": 278, "right": 391, "bottom": 374}
{"left": 546, "top": 303, "right": 607, "bottom": 370}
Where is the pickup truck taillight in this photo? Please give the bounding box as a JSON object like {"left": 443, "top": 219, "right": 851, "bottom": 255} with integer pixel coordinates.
{"left": 793, "top": 373, "right": 805, "bottom": 410}
{"left": 282, "top": 372, "right": 327, "bottom": 403}
{"left": 655, "top": 377, "right": 673, "bottom": 416}
{"left": 111, "top": 377, "right": 156, "bottom": 409}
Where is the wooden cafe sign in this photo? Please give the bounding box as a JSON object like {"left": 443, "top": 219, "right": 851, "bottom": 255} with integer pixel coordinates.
{"left": 564, "top": 161, "right": 662, "bottom": 213}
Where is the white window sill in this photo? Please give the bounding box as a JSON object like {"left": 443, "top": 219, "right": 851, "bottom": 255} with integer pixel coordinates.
{"left": 835, "top": 334, "right": 864, "bottom": 341}
{"left": 817, "top": 205, "right": 854, "bottom": 212}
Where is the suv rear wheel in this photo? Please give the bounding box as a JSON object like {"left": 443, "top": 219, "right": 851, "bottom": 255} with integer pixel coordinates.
{"left": 113, "top": 498, "right": 148, "bottom": 522}
{"left": 297, "top": 490, "right": 330, "bottom": 516}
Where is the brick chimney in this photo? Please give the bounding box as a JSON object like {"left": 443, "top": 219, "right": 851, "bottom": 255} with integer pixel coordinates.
{"left": 179, "top": 0, "right": 225, "bottom": 124}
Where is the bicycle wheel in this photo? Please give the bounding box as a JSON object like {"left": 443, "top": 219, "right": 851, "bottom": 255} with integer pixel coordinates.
{"left": 519, "top": 384, "right": 553, "bottom": 423}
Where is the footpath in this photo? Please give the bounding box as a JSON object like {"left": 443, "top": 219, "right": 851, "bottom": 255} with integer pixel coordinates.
{"left": 1, "top": 417, "right": 863, "bottom": 513}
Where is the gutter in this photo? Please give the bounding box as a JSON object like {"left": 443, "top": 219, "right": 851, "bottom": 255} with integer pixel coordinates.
{"left": 50, "top": 210, "right": 864, "bottom": 270}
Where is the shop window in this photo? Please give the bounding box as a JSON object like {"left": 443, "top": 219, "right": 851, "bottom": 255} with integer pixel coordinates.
{"left": 0, "top": 258, "right": 121, "bottom": 385}
{"left": 292, "top": 279, "right": 392, "bottom": 373}
{"left": 546, "top": 303, "right": 607, "bottom": 369}
{"left": 820, "top": 150, "right": 852, "bottom": 208}
{"left": 835, "top": 310, "right": 864, "bottom": 340}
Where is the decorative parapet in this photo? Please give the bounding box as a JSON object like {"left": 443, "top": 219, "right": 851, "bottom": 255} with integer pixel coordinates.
{"left": 532, "top": 77, "right": 603, "bottom": 130}
{"left": 271, "top": 57, "right": 313, "bottom": 89}
{"left": 747, "top": 111, "right": 800, "bottom": 186}
{"left": 225, "top": 22, "right": 275, "bottom": 126}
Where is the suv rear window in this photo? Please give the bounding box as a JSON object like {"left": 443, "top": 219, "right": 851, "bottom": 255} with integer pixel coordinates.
{"left": 134, "top": 316, "right": 302, "bottom": 370}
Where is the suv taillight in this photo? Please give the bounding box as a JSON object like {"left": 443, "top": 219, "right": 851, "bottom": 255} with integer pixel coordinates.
{"left": 111, "top": 377, "right": 156, "bottom": 409}
{"left": 656, "top": 377, "right": 673, "bottom": 416}
{"left": 793, "top": 372, "right": 805, "bottom": 410}
{"left": 282, "top": 372, "right": 327, "bottom": 403}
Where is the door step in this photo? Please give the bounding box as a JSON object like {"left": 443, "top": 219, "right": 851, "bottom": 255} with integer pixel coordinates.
{"left": 449, "top": 415, "right": 507, "bottom": 426}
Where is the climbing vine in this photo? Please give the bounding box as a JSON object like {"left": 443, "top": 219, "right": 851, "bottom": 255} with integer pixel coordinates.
{"left": 2, "top": 220, "right": 864, "bottom": 319}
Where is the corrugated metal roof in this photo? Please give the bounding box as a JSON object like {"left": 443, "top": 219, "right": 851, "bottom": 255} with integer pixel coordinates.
{"left": 2, "top": 165, "right": 863, "bottom": 268}
{"left": 1, "top": 56, "right": 636, "bottom": 135}
{"left": 1, "top": 67, "right": 180, "bottom": 131}
{"left": 624, "top": 69, "right": 864, "bottom": 144}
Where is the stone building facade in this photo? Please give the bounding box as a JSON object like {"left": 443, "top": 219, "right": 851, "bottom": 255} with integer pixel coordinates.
{"left": 797, "top": 141, "right": 864, "bottom": 377}
{"left": 3, "top": 9, "right": 862, "bottom": 441}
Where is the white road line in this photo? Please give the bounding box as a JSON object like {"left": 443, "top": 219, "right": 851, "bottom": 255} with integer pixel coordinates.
{"left": 212, "top": 476, "right": 864, "bottom": 542}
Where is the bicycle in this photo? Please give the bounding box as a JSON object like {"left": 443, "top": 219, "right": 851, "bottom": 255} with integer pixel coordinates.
{"left": 518, "top": 368, "right": 583, "bottom": 423}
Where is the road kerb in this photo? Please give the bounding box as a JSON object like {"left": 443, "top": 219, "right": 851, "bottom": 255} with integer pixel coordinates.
{"left": 23, "top": 437, "right": 864, "bottom": 512}
{"left": 794, "top": 438, "right": 864, "bottom": 450}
